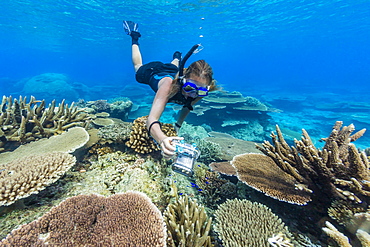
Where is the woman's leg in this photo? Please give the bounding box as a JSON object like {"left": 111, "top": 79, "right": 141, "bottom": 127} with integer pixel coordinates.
{"left": 132, "top": 44, "right": 142, "bottom": 72}
{"left": 171, "top": 51, "right": 181, "bottom": 67}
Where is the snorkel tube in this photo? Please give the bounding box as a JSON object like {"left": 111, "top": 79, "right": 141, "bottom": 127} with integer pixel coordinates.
{"left": 178, "top": 44, "right": 201, "bottom": 77}
{"left": 178, "top": 44, "right": 202, "bottom": 111}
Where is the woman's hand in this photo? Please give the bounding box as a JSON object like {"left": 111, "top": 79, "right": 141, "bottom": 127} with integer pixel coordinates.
{"left": 159, "top": 136, "right": 184, "bottom": 159}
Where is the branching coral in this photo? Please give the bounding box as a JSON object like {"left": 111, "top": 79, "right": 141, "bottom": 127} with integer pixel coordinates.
{"left": 254, "top": 121, "right": 369, "bottom": 207}
{"left": 164, "top": 193, "right": 212, "bottom": 247}
{"left": 322, "top": 221, "right": 370, "bottom": 247}
{"left": 214, "top": 198, "right": 293, "bottom": 247}
{"left": 0, "top": 95, "right": 90, "bottom": 152}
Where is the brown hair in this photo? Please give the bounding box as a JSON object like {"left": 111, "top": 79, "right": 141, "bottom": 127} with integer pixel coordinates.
{"left": 184, "top": 60, "right": 218, "bottom": 91}
{"left": 170, "top": 60, "right": 218, "bottom": 97}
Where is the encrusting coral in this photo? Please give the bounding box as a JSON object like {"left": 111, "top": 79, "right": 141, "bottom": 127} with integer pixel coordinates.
{"left": 98, "top": 121, "right": 132, "bottom": 144}
{"left": 0, "top": 95, "right": 90, "bottom": 152}
{"left": 164, "top": 190, "right": 213, "bottom": 247}
{"left": 0, "top": 152, "right": 76, "bottom": 206}
{"left": 1, "top": 191, "right": 167, "bottom": 246}
{"left": 238, "top": 121, "right": 369, "bottom": 207}
{"left": 126, "top": 116, "right": 177, "bottom": 154}
{"left": 214, "top": 198, "right": 293, "bottom": 247}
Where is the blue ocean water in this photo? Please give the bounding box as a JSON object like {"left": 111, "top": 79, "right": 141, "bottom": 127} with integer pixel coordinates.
{"left": 1, "top": 0, "right": 369, "bottom": 147}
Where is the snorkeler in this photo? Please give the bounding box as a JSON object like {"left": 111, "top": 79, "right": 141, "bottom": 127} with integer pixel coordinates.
{"left": 123, "top": 20, "right": 217, "bottom": 159}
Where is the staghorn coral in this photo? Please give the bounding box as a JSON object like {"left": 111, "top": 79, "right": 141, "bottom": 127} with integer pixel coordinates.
{"left": 0, "top": 152, "right": 76, "bottom": 206}
{"left": 164, "top": 193, "right": 212, "bottom": 247}
{"left": 322, "top": 221, "right": 352, "bottom": 247}
{"left": 0, "top": 95, "right": 90, "bottom": 152}
{"left": 253, "top": 121, "right": 369, "bottom": 207}
{"left": 322, "top": 221, "right": 370, "bottom": 247}
{"left": 214, "top": 198, "right": 293, "bottom": 247}
{"left": 1, "top": 192, "right": 167, "bottom": 246}
{"left": 328, "top": 200, "right": 365, "bottom": 230}
{"left": 126, "top": 116, "right": 177, "bottom": 154}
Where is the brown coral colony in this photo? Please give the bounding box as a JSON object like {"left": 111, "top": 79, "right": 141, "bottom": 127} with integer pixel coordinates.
{"left": 126, "top": 116, "right": 177, "bottom": 154}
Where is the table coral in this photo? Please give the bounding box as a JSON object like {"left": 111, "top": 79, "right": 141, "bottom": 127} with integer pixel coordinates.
{"left": 231, "top": 153, "right": 312, "bottom": 205}
{"left": 0, "top": 127, "right": 90, "bottom": 166}
{"left": 0, "top": 95, "right": 90, "bottom": 152}
{"left": 253, "top": 121, "right": 369, "bottom": 208}
{"left": 1, "top": 192, "right": 167, "bottom": 246}
{"left": 0, "top": 152, "right": 76, "bottom": 206}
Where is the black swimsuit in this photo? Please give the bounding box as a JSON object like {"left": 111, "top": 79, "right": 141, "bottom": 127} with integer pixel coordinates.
{"left": 135, "top": 61, "right": 194, "bottom": 108}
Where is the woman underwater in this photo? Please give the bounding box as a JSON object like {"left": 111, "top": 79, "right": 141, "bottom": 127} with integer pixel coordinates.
{"left": 123, "top": 21, "right": 218, "bottom": 159}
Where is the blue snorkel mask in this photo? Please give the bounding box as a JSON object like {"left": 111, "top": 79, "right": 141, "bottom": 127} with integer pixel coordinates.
{"left": 182, "top": 78, "right": 209, "bottom": 97}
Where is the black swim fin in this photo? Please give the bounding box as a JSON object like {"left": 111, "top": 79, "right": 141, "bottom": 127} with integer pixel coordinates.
{"left": 123, "top": 20, "right": 139, "bottom": 35}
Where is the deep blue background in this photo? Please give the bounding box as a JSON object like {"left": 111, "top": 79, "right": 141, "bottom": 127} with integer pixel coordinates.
{"left": 1, "top": 0, "right": 369, "bottom": 146}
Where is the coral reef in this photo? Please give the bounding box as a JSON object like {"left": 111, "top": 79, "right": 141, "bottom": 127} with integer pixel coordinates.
{"left": 193, "top": 164, "right": 236, "bottom": 207}
{"left": 86, "top": 151, "right": 169, "bottom": 204}
{"left": 0, "top": 152, "right": 76, "bottom": 207}
{"left": 231, "top": 153, "right": 312, "bottom": 205}
{"left": 164, "top": 193, "right": 212, "bottom": 247}
{"left": 178, "top": 122, "right": 210, "bottom": 142}
{"left": 0, "top": 127, "right": 89, "bottom": 207}
{"left": 254, "top": 121, "right": 369, "bottom": 208}
{"left": 327, "top": 200, "right": 366, "bottom": 230}
{"left": 0, "top": 95, "right": 90, "bottom": 152}
{"left": 91, "top": 117, "right": 114, "bottom": 127}
{"left": 0, "top": 127, "right": 89, "bottom": 165}
{"left": 194, "top": 139, "right": 223, "bottom": 164}
{"left": 98, "top": 121, "right": 132, "bottom": 144}
{"left": 126, "top": 116, "right": 177, "bottom": 154}
{"left": 214, "top": 198, "right": 293, "bottom": 247}
{"left": 327, "top": 202, "right": 370, "bottom": 246}
{"left": 205, "top": 133, "right": 262, "bottom": 161}
{"left": 85, "top": 98, "right": 133, "bottom": 120}
{"left": 185, "top": 90, "right": 276, "bottom": 142}
{"left": 322, "top": 221, "right": 370, "bottom": 247}
{"left": 1, "top": 192, "right": 167, "bottom": 246}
